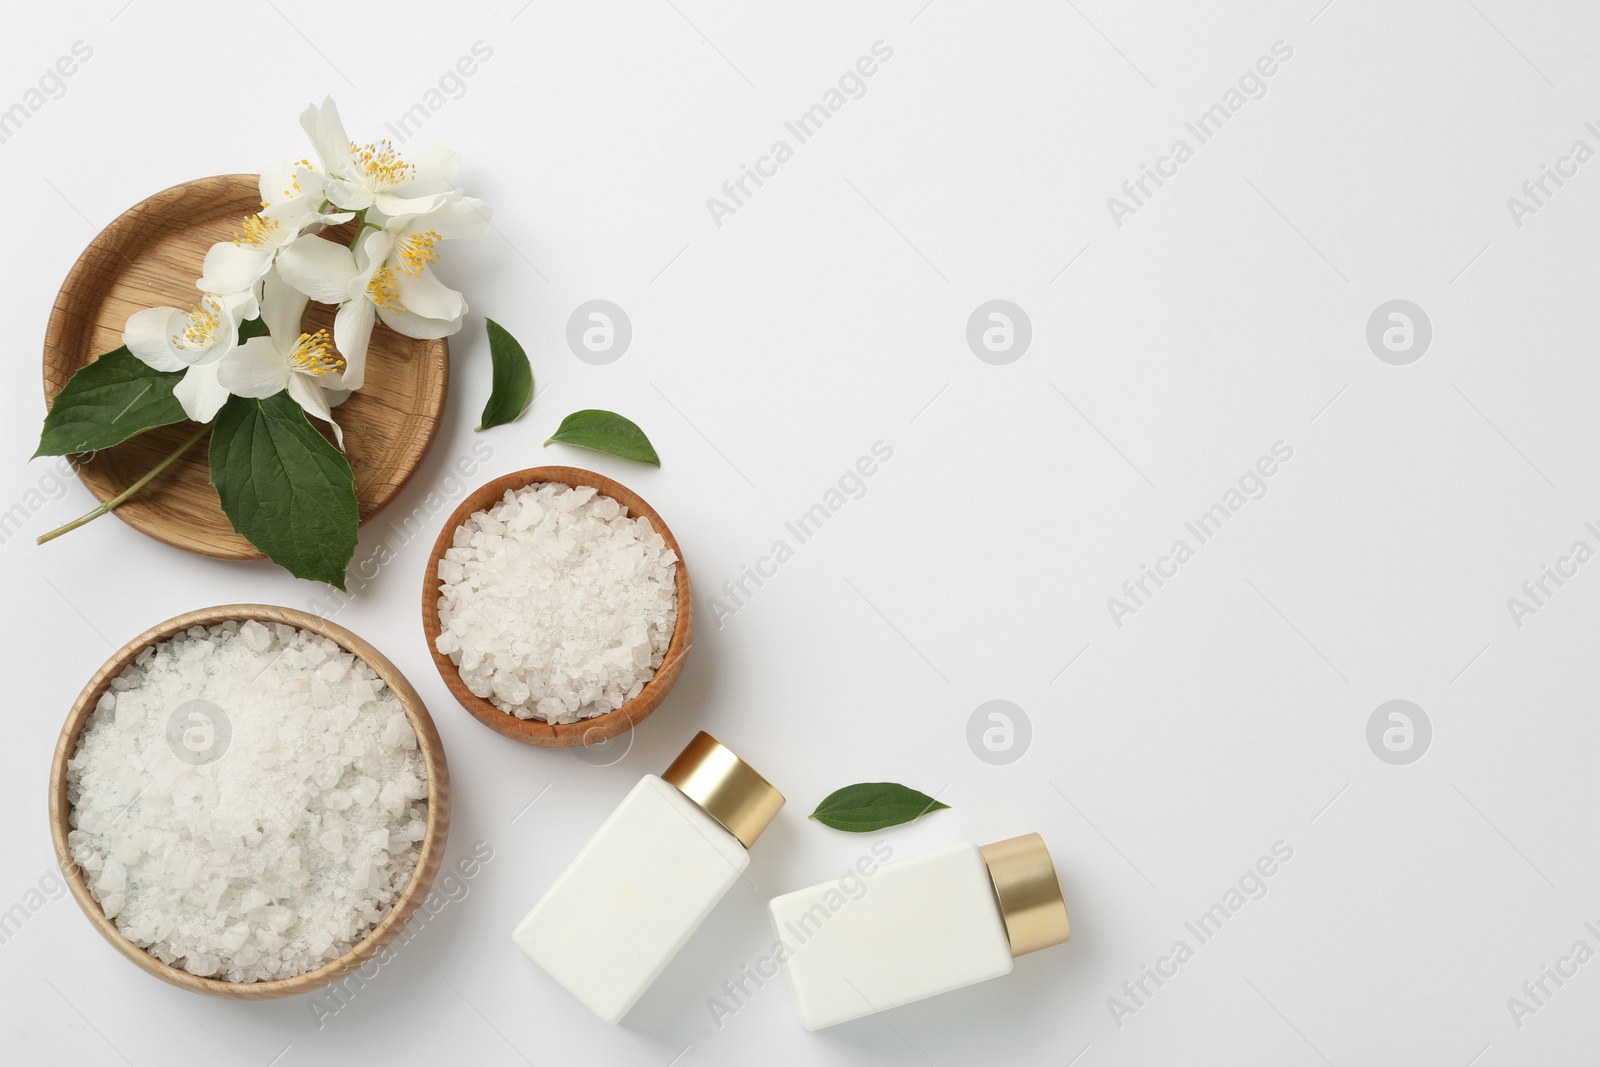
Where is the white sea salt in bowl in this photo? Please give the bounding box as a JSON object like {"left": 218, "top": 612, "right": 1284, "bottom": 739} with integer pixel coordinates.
{"left": 423, "top": 466, "right": 694, "bottom": 748}
{"left": 48, "top": 605, "right": 450, "bottom": 1000}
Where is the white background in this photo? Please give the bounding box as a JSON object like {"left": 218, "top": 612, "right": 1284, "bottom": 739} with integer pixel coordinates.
{"left": 3, "top": 1, "right": 1599, "bottom": 1064}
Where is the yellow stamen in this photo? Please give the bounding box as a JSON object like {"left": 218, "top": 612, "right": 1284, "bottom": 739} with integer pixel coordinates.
{"left": 350, "top": 140, "right": 413, "bottom": 190}
{"left": 289, "top": 329, "right": 343, "bottom": 377}
{"left": 398, "top": 230, "right": 442, "bottom": 276}
{"left": 367, "top": 267, "right": 406, "bottom": 313}
{"left": 233, "top": 213, "right": 279, "bottom": 248}
{"left": 171, "top": 298, "right": 222, "bottom": 349}
{"left": 271, "top": 160, "right": 318, "bottom": 205}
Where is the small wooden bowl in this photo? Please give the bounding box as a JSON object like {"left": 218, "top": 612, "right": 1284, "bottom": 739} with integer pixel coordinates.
{"left": 422, "top": 466, "right": 693, "bottom": 747}
{"left": 42, "top": 174, "right": 449, "bottom": 559}
{"left": 48, "top": 605, "right": 451, "bottom": 1000}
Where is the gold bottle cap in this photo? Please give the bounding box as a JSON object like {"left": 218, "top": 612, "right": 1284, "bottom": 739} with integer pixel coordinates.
{"left": 980, "top": 833, "right": 1071, "bottom": 957}
{"left": 661, "top": 732, "right": 784, "bottom": 850}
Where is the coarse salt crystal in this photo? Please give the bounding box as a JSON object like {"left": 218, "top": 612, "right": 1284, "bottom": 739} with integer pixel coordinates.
{"left": 65, "top": 621, "right": 428, "bottom": 983}
{"left": 433, "top": 482, "right": 678, "bottom": 722}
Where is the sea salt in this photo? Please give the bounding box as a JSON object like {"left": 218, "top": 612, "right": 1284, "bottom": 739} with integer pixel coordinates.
{"left": 434, "top": 482, "right": 679, "bottom": 722}
{"left": 65, "top": 621, "right": 428, "bottom": 983}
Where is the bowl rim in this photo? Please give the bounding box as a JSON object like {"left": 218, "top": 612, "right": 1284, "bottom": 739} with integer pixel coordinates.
{"left": 420, "top": 465, "right": 694, "bottom": 747}
{"left": 48, "top": 604, "right": 452, "bottom": 1000}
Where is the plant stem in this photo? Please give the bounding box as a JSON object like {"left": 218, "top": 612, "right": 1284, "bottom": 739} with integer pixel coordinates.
{"left": 347, "top": 207, "right": 382, "bottom": 239}
{"left": 36, "top": 424, "right": 210, "bottom": 545}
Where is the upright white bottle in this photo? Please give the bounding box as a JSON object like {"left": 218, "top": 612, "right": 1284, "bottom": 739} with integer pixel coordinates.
{"left": 767, "top": 833, "right": 1070, "bottom": 1030}
{"left": 511, "top": 732, "right": 784, "bottom": 1024}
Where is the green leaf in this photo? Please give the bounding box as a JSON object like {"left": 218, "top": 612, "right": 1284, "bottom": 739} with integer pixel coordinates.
{"left": 34, "top": 348, "right": 188, "bottom": 458}
{"left": 809, "top": 783, "right": 950, "bottom": 833}
{"left": 545, "top": 409, "right": 660, "bottom": 465}
{"left": 477, "top": 318, "right": 533, "bottom": 431}
{"left": 209, "top": 392, "right": 359, "bottom": 590}
{"left": 237, "top": 316, "right": 269, "bottom": 342}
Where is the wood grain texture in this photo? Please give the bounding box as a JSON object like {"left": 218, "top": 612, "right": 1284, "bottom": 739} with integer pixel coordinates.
{"left": 421, "top": 467, "right": 695, "bottom": 747}
{"left": 41, "top": 174, "right": 448, "bottom": 560}
{"left": 48, "top": 605, "right": 451, "bottom": 1000}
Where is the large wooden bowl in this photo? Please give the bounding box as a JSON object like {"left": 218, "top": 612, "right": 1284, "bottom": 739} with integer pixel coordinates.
{"left": 48, "top": 605, "right": 451, "bottom": 999}
{"left": 422, "top": 467, "right": 693, "bottom": 747}
{"left": 42, "top": 174, "right": 449, "bottom": 559}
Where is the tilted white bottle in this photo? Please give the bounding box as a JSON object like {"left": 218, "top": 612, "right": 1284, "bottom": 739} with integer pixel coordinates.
{"left": 511, "top": 732, "right": 785, "bottom": 1024}
{"left": 768, "top": 833, "right": 1070, "bottom": 1030}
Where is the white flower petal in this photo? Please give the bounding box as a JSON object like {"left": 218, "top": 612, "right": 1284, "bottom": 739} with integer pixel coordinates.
{"left": 287, "top": 373, "right": 344, "bottom": 450}
{"left": 409, "top": 143, "right": 460, "bottom": 192}
{"left": 324, "top": 178, "right": 373, "bottom": 212}
{"left": 300, "top": 96, "right": 353, "bottom": 179}
{"left": 385, "top": 194, "right": 491, "bottom": 241}
{"left": 123, "top": 307, "right": 188, "bottom": 371}
{"left": 216, "top": 288, "right": 259, "bottom": 329}
{"left": 431, "top": 195, "right": 492, "bottom": 240}
{"left": 373, "top": 190, "right": 449, "bottom": 218}
{"left": 356, "top": 228, "right": 396, "bottom": 273}
{"left": 333, "top": 298, "right": 376, "bottom": 391}
{"left": 260, "top": 270, "right": 310, "bottom": 346}
{"left": 216, "top": 337, "right": 290, "bottom": 398}
{"left": 197, "top": 241, "right": 270, "bottom": 297}
{"left": 293, "top": 166, "right": 329, "bottom": 207}
{"left": 377, "top": 305, "right": 463, "bottom": 340}
{"left": 251, "top": 200, "right": 325, "bottom": 258}
{"left": 435, "top": 195, "right": 489, "bottom": 239}
{"left": 260, "top": 159, "right": 330, "bottom": 212}
{"left": 311, "top": 209, "right": 356, "bottom": 229}
{"left": 277, "top": 236, "right": 359, "bottom": 304}
{"left": 394, "top": 267, "right": 465, "bottom": 321}
{"left": 173, "top": 363, "right": 231, "bottom": 423}
{"left": 258, "top": 160, "right": 293, "bottom": 211}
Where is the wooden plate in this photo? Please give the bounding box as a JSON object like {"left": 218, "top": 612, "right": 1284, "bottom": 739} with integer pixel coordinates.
{"left": 48, "top": 604, "right": 451, "bottom": 999}
{"left": 41, "top": 174, "right": 448, "bottom": 559}
{"left": 421, "top": 467, "right": 694, "bottom": 747}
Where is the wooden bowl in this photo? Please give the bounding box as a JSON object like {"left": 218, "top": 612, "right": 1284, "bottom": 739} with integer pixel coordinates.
{"left": 422, "top": 467, "right": 694, "bottom": 747}
{"left": 48, "top": 605, "right": 451, "bottom": 999}
{"left": 42, "top": 174, "right": 449, "bottom": 559}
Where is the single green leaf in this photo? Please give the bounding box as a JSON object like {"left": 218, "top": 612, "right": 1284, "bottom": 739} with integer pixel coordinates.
{"left": 477, "top": 318, "right": 534, "bottom": 431}
{"left": 209, "top": 392, "right": 358, "bottom": 590}
{"left": 545, "top": 409, "right": 660, "bottom": 465}
{"left": 34, "top": 348, "right": 188, "bottom": 457}
{"left": 237, "top": 316, "right": 269, "bottom": 342}
{"left": 809, "top": 783, "right": 950, "bottom": 833}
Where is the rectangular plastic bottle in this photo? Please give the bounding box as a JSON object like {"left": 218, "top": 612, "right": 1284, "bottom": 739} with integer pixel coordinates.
{"left": 768, "top": 833, "right": 1070, "bottom": 1030}
{"left": 512, "top": 732, "right": 784, "bottom": 1023}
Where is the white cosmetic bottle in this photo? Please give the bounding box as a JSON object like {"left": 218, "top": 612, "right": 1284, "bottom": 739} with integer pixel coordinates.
{"left": 768, "top": 833, "right": 1070, "bottom": 1030}
{"left": 512, "top": 732, "right": 784, "bottom": 1024}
